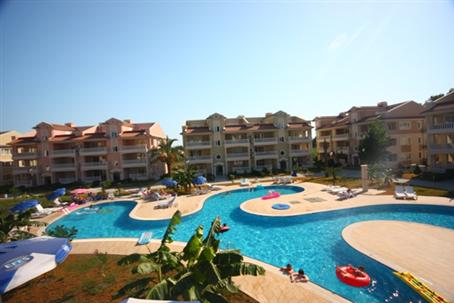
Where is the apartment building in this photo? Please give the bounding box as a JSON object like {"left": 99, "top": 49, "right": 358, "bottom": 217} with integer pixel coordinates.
{"left": 314, "top": 101, "right": 426, "bottom": 168}
{"left": 422, "top": 91, "right": 454, "bottom": 172}
{"left": 0, "top": 131, "right": 22, "bottom": 186}
{"left": 10, "top": 118, "right": 166, "bottom": 187}
{"left": 182, "top": 111, "right": 312, "bottom": 177}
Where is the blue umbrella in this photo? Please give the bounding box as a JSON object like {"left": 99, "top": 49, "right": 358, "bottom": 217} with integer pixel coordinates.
{"left": 161, "top": 178, "right": 177, "bottom": 188}
{"left": 0, "top": 236, "right": 72, "bottom": 294}
{"left": 9, "top": 199, "right": 39, "bottom": 213}
{"left": 193, "top": 176, "right": 207, "bottom": 185}
{"left": 47, "top": 188, "right": 66, "bottom": 201}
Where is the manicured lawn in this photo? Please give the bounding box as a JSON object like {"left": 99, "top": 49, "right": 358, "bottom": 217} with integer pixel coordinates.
{"left": 4, "top": 254, "right": 259, "bottom": 303}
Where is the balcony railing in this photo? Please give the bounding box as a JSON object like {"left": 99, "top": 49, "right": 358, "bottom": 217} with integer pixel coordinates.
{"left": 128, "top": 174, "right": 148, "bottom": 181}
{"left": 335, "top": 147, "right": 350, "bottom": 154}
{"left": 288, "top": 136, "right": 310, "bottom": 142}
{"left": 13, "top": 166, "right": 37, "bottom": 174}
{"left": 225, "top": 139, "right": 249, "bottom": 146}
{"left": 51, "top": 149, "right": 76, "bottom": 157}
{"left": 254, "top": 137, "right": 277, "bottom": 144}
{"left": 15, "top": 181, "right": 33, "bottom": 187}
{"left": 79, "top": 147, "right": 107, "bottom": 155}
{"left": 123, "top": 159, "right": 147, "bottom": 165}
{"left": 229, "top": 167, "right": 249, "bottom": 173}
{"left": 429, "top": 144, "right": 454, "bottom": 151}
{"left": 187, "top": 141, "right": 211, "bottom": 147}
{"left": 83, "top": 176, "right": 102, "bottom": 182}
{"left": 81, "top": 162, "right": 107, "bottom": 170}
{"left": 430, "top": 122, "right": 454, "bottom": 130}
{"left": 226, "top": 152, "right": 249, "bottom": 159}
{"left": 14, "top": 152, "right": 39, "bottom": 159}
{"left": 290, "top": 149, "right": 310, "bottom": 156}
{"left": 255, "top": 151, "right": 278, "bottom": 158}
{"left": 187, "top": 156, "right": 212, "bottom": 161}
{"left": 255, "top": 165, "right": 273, "bottom": 171}
{"left": 120, "top": 146, "right": 147, "bottom": 153}
{"left": 333, "top": 134, "right": 349, "bottom": 141}
{"left": 58, "top": 177, "right": 76, "bottom": 184}
{"left": 52, "top": 163, "right": 76, "bottom": 169}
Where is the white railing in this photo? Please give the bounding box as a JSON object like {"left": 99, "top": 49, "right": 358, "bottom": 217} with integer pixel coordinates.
{"left": 123, "top": 159, "right": 147, "bottom": 165}
{"left": 80, "top": 147, "right": 107, "bottom": 154}
{"left": 333, "top": 134, "right": 349, "bottom": 140}
{"left": 59, "top": 177, "right": 76, "bottom": 184}
{"left": 318, "top": 135, "right": 331, "bottom": 141}
{"left": 226, "top": 152, "right": 249, "bottom": 159}
{"left": 121, "top": 146, "right": 147, "bottom": 152}
{"left": 225, "top": 139, "right": 249, "bottom": 145}
{"left": 187, "top": 141, "right": 211, "bottom": 147}
{"left": 187, "top": 156, "right": 212, "bottom": 161}
{"left": 255, "top": 151, "right": 277, "bottom": 157}
{"left": 291, "top": 149, "right": 310, "bottom": 156}
{"left": 430, "top": 122, "right": 454, "bottom": 130}
{"left": 52, "top": 163, "right": 76, "bottom": 169}
{"left": 51, "top": 149, "right": 75, "bottom": 157}
{"left": 288, "top": 136, "right": 310, "bottom": 142}
{"left": 254, "top": 137, "right": 277, "bottom": 144}
{"left": 14, "top": 152, "right": 39, "bottom": 159}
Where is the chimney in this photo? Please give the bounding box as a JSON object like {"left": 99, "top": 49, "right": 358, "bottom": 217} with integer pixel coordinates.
{"left": 265, "top": 112, "right": 273, "bottom": 117}
{"left": 65, "top": 122, "right": 74, "bottom": 127}
{"left": 377, "top": 101, "right": 388, "bottom": 107}
{"left": 124, "top": 119, "right": 132, "bottom": 124}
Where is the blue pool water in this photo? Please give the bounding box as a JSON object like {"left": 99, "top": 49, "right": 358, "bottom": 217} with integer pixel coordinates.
{"left": 48, "top": 185, "right": 454, "bottom": 303}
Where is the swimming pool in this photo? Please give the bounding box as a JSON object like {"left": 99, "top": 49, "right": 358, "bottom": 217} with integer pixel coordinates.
{"left": 48, "top": 185, "right": 454, "bottom": 302}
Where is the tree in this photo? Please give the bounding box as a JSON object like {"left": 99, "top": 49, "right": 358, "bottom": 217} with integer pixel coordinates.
{"left": 115, "top": 211, "right": 265, "bottom": 302}
{"left": 46, "top": 225, "right": 78, "bottom": 240}
{"left": 152, "top": 137, "right": 183, "bottom": 175}
{"left": 428, "top": 93, "right": 444, "bottom": 102}
{"left": 358, "top": 121, "right": 391, "bottom": 165}
{"left": 0, "top": 209, "right": 45, "bottom": 243}
{"left": 172, "top": 166, "right": 196, "bottom": 192}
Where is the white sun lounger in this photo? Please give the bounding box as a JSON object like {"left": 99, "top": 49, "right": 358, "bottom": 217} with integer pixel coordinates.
{"left": 394, "top": 185, "right": 406, "bottom": 199}
{"left": 240, "top": 178, "right": 251, "bottom": 186}
{"left": 404, "top": 186, "right": 418, "bottom": 200}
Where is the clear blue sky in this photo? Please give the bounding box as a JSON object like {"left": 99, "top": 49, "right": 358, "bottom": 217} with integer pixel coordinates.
{"left": 1, "top": 0, "right": 454, "bottom": 142}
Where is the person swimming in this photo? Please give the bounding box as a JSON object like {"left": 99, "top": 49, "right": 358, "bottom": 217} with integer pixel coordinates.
{"left": 280, "top": 263, "right": 294, "bottom": 275}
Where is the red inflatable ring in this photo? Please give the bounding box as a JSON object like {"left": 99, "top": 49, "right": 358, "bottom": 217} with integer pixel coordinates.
{"left": 336, "top": 265, "right": 371, "bottom": 287}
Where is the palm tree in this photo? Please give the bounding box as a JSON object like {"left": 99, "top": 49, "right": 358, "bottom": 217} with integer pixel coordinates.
{"left": 152, "top": 137, "right": 183, "bottom": 175}
{"left": 0, "top": 209, "right": 45, "bottom": 243}
{"left": 172, "top": 166, "right": 196, "bottom": 192}
{"left": 115, "top": 211, "right": 265, "bottom": 302}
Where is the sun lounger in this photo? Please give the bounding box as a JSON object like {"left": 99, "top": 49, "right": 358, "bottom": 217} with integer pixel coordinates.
{"left": 329, "top": 187, "right": 348, "bottom": 194}
{"left": 240, "top": 178, "right": 251, "bottom": 187}
{"left": 207, "top": 183, "right": 222, "bottom": 191}
{"left": 322, "top": 185, "right": 340, "bottom": 192}
{"left": 137, "top": 232, "right": 153, "bottom": 245}
{"left": 405, "top": 186, "right": 418, "bottom": 200}
{"left": 31, "top": 204, "right": 62, "bottom": 218}
{"left": 394, "top": 185, "right": 406, "bottom": 199}
{"left": 155, "top": 195, "right": 177, "bottom": 209}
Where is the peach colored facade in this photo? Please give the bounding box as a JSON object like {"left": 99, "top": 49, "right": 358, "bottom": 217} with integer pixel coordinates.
{"left": 182, "top": 111, "right": 312, "bottom": 177}
{"left": 423, "top": 91, "right": 454, "bottom": 172}
{"left": 314, "top": 101, "right": 426, "bottom": 168}
{"left": 10, "top": 118, "right": 166, "bottom": 187}
{"left": 0, "top": 131, "right": 22, "bottom": 186}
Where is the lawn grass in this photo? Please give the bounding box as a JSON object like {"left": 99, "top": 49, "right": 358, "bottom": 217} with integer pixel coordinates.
{"left": 3, "top": 254, "right": 259, "bottom": 303}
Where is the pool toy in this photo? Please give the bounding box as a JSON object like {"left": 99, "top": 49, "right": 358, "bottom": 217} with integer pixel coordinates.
{"left": 137, "top": 232, "right": 153, "bottom": 245}
{"left": 262, "top": 191, "right": 280, "bottom": 200}
{"left": 272, "top": 203, "right": 290, "bottom": 210}
{"left": 336, "top": 265, "right": 371, "bottom": 287}
{"left": 219, "top": 225, "right": 230, "bottom": 233}
{"left": 393, "top": 272, "right": 449, "bottom": 303}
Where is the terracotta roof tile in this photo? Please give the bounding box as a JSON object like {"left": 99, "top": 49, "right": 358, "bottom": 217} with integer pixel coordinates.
{"left": 184, "top": 127, "right": 211, "bottom": 134}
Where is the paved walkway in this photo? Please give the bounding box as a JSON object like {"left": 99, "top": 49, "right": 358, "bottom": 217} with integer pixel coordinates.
{"left": 71, "top": 239, "right": 348, "bottom": 303}
{"left": 343, "top": 221, "right": 454, "bottom": 301}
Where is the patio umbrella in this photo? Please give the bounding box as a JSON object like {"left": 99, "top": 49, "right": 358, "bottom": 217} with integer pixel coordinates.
{"left": 70, "top": 188, "right": 90, "bottom": 195}
{"left": 161, "top": 178, "right": 177, "bottom": 188}
{"left": 0, "top": 236, "right": 72, "bottom": 294}
{"left": 47, "top": 188, "right": 66, "bottom": 201}
{"left": 192, "top": 176, "right": 207, "bottom": 185}
{"left": 9, "top": 199, "right": 39, "bottom": 213}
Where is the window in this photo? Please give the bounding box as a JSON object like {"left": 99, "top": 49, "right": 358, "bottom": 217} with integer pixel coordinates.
{"left": 399, "top": 121, "right": 411, "bottom": 130}
{"left": 280, "top": 150, "right": 285, "bottom": 156}
{"left": 216, "top": 140, "right": 221, "bottom": 146}
{"left": 111, "top": 132, "right": 118, "bottom": 138}
{"left": 417, "top": 122, "right": 422, "bottom": 129}
{"left": 389, "top": 138, "right": 397, "bottom": 146}
{"left": 216, "top": 154, "right": 221, "bottom": 160}
{"left": 419, "top": 152, "right": 422, "bottom": 159}
{"left": 113, "top": 146, "right": 118, "bottom": 152}
{"left": 387, "top": 122, "right": 397, "bottom": 131}
{"left": 215, "top": 126, "right": 220, "bottom": 132}
{"left": 280, "top": 137, "right": 285, "bottom": 142}
{"left": 418, "top": 137, "right": 421, "bottom": 144}
{"left": 44, "top": 150, "right": 48, "bottom": 157}
{"left": 400, "top": 137, "right": 410, "bottom": 145}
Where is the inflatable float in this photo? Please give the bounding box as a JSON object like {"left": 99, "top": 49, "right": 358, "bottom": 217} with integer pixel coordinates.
{"left": 262, "top": 191, "right": 280, "bottom": 200}
{"left": 219, "top": 225, "right": 230, "bottom": 233}
{"left": 336, "top": 265, "right": 371, "bottom": 287}
{"left": 393, "top": 272, "right": 449, "bottom": 303}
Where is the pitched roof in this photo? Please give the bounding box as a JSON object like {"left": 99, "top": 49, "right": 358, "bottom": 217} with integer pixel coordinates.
{"left": 183, "top": 127, "right": 211, "bottom": 134}
{"left": 421, "top": 91, "right": 454, "bottom": 114}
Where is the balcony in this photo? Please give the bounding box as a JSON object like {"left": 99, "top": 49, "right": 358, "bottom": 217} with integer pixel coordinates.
{"left": 254, "top": 137, "right": 278, "bottom": 146}
{"left": 290, "top": 149, "right": 310, "bottom": 156}
{"left": 226, "top": 152, "right": 249, "bottom": 160}
{"left": 333, "top": 134, "right": 349, "bottom": 141}
{"left": 51, "top": 149, "right": 76, "bottom": 158}
{"left": 186, "top": 155, "right": 212, "bottom": 164}
{"left": 429, "top": 144, "right": 454, "bottom": 153}
{"left": 80, "top": 147, "right": 108, "bottom": 156}
{"left": 428, "top": 122, "right": 454, "bottom": 134}
{"left": 335, "top": 147, "right": 350, "bottom": 154}
{"left": 120, "top": 146, "right": 147, "bottom": 153}
{"left": 186, "top": 141, "right": 211, "bottom": 149}
{"left": 318, "top": 135, "right": 331, "bottom": 141}
{"left": 225, "top": 139, "right": 249, "bottom": 147}
{"left": 288, "top": 136, "right": 311, "bottom": 143}
{"left": 58, "top": 177, "right": 76, "bottom": 184}
{"left": 401, "top": 145, "right": 412, "bottom": 153}
{"left": 51, "top": 163, "right": 76, "bottom": 172}
{"left": 122, "top": 159, "right": 147, "bottom": 168}
{"left": 254, "top": 151, "right": 278, "bottom": 159}
{"left": 13, "top": 166, "right": 37, "bottom": 175}
{"left": 13, "top": 151, "right": 39, "bottom": 160}
{"left": 81, "top": 162, "right": 108, "bottom": 170}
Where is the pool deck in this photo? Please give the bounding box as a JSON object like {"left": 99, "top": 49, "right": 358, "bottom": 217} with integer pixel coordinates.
{"left": 342, "top": 221, "right": 454, "bottom": 301}
{"left": 70, "top": 238, "right": 349, "bottom": 303}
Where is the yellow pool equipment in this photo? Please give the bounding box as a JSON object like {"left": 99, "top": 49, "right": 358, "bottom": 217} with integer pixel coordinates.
{"left": 393, "top": 271, "right": 450, "bottom": 303}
